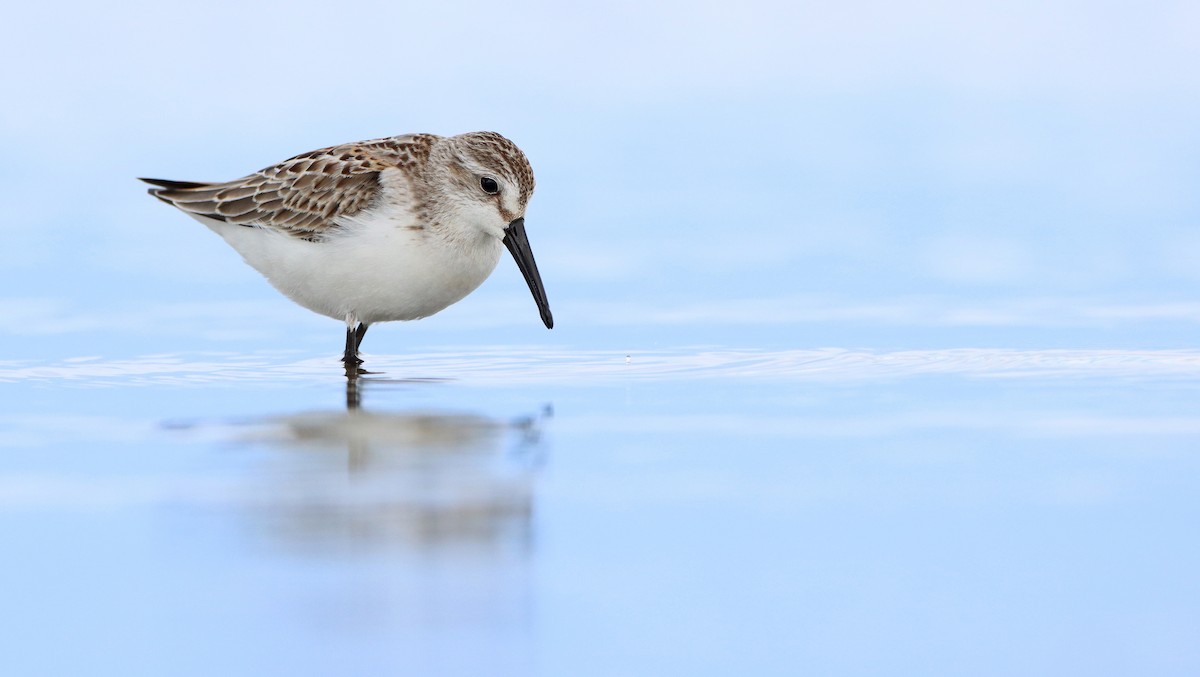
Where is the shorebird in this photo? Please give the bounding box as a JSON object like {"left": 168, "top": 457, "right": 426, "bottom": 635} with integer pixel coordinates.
{"left": 141, "top": 131, "right": 552, "bottom": 368}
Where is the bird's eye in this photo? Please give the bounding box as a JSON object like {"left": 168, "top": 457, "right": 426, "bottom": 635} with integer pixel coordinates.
{"left": 480, "top": 177, "right": 500, "bottom": 195}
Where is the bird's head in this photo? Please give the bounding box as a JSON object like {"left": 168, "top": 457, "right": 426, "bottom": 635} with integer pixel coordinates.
{"left": 426, "top": 132, "right": 552, "bottom": 329}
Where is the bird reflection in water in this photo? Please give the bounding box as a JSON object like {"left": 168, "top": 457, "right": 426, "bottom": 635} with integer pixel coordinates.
{"left": 242, "top": 370, "right": 550, "bottom": 555}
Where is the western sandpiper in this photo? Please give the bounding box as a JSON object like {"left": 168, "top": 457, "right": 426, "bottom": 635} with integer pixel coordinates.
{"left": 141, "top": 131, "right": 552, "bottom": 368}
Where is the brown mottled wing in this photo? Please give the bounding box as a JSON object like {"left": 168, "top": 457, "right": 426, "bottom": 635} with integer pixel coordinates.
{"left": 141, "top": 136, "right": 421, "bottom": 241}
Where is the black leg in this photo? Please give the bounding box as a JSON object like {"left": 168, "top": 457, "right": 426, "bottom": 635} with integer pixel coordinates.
{"left": 354, "top": 323, "right": 369, "bottom": 351}
{"left": 342, "top": 325, "right": 363, "bottom": 365}
{"left": 342, "top": 323, "right": 371, "bottom": 381}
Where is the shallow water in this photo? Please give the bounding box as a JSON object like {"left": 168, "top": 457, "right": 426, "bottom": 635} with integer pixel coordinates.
{"left": 1, "top": 346, "right": 1198, "bottom": 675}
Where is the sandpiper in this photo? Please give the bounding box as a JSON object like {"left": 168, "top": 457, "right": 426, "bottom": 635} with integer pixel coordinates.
{"left": 142, "top": 131, "right": 553, "bottom": 367}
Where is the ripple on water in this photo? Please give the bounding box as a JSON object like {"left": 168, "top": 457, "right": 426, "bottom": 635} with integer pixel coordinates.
{"left": 0, "top": 347, "right": 1198, "bottom": 387}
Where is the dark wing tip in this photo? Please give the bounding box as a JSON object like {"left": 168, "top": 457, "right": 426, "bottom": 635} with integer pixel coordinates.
{"left": 139, "top": 177, "right": 228, "bottom": 221}
{"left": 138, "top": 177, "right": 211, "bottom": 189}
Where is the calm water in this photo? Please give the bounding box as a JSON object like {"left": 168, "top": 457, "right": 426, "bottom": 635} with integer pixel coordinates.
{"left": 1, "top": 346, "right": 1198, "bottom": 676}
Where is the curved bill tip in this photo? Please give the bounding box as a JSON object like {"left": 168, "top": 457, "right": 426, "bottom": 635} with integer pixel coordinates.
{"left": 502, "top": 218, "right": 554, "bottom": 329}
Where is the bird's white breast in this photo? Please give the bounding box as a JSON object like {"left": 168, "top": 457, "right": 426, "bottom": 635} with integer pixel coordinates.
{"left": 197, "top": 204, "right": 504, "bottom": 325}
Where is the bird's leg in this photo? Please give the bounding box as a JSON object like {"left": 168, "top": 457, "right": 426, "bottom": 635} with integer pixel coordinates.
{"left": 342, "top": 325, "right": 363, "bottom": 365}
{"left": 342, "top": 319, "right": 372, "bottom": 379}
{"left": 354, "top": 323, "right": 369, "bottom": 352}
{"left": 343, "top": 322, "right": 372, "bottom": 403}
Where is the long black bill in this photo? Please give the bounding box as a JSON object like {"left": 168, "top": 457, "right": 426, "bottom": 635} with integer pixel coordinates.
{"left": 502, "top": 217, "right": 554, "bottom": 329}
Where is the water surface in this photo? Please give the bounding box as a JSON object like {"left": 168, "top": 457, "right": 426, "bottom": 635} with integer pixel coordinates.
{"left": 1, "top": 347, "right": 1197, "bottom": 675}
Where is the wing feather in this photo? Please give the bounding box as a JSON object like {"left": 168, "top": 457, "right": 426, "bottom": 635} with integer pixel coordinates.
{"left": 141, "top": 134, "right": 432, "bottom": 241}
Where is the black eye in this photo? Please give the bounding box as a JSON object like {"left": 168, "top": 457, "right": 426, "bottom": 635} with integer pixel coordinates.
{"left": 480, "top": 177, "right": 499, "bottom": 194}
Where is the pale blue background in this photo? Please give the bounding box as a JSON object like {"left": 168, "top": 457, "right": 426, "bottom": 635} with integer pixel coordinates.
{"left": 3, "top": 1, "right": 1198, "bottom": 355}
{"left": 2, "top": 3, "right": 1199, "bottom": 676}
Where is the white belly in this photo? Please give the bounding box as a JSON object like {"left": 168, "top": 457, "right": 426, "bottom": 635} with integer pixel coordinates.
{"left": 198, "top": 215, "right": 504, "bottom": 325}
